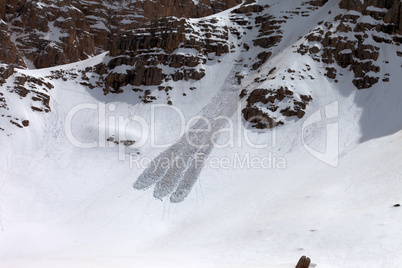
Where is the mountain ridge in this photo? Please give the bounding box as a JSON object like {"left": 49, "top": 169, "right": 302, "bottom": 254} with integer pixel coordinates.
{"left": 0, "top": 1, "right": 402, "bottom": 267}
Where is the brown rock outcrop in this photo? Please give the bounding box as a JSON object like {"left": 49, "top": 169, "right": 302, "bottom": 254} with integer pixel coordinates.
{"left": 308, "top": 0, "right": 328, "bottom": 7}
{"left": 242, "top": 106, "right": 284, "bottom": 129}
{"left": 5, "top": 0, "right": 95, "bottom": 68}
{"left": 97, "top": 16, "right": 228, "bottom": 92}
{"left": 242, "top": 87, "right": 312, "bottom": 129}
{"left": 295, "top": 256, "right": 311, "bottom": 268}
{"left": 0, "top": 21, "right": 25, "bottom": 68}
{"left": 297, "top": 0, "right": 401, "bottom": 89}
{"left": 232, "top": 4, "right": 264, "bottom": 14}
{"left": 14, "top": 75, "right": 52, "bottom": 113}
{"left": 248, "top": 13, "right": 285, "bottom": 70}
{"left": 339, "top": 0, "right": 401, "bottom": 34}
{"left": 2, "top": 0, "right": 241, "bottom": 69}
{"left": 133, "top": 0, "right": 242, "bottom": 21}
{"left": 0, "top": 65, "right": 15, "bottom": 85}
{"left": 339, "top": 0, "right": 401, "bottom": 35}
{"left": 0, "top": 1, "right": 6, "bottom": 20}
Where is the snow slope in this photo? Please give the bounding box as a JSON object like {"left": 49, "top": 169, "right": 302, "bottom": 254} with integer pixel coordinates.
{"left": 1, "top": 0, "right": 402, "bottom": 267}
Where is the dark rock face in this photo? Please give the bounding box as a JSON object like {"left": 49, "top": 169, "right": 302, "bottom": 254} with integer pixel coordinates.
{"left": 340, "top": 0, "right": 402, "bottom": 36}
{"left": 242, "top": 86, "right": 312, "bottom": 129}
{"left": 2, "top": 0, "right": 400, "bottom": 134}
{"left": 109, "top": 17, "right": 229, "bottom": 58}
{"left": 131, "top": 0, "right": 242, "bottom": 21}
{"left": 0, "top": 70, "right": 53, "bottom": 131}
{"left": 296, "top": 256, "right": 311, "bottom": 268}
{"left": 243, "top": 106, "right": 284, "bottom": 129}
{"left": 0, "top": 2, "right": 5, "bottom": 20}
{"left": 1, "top": 0, "right": 241, "bottom": 69}
{"left": 0, "top": 21, "right": 25, "bottom": 68}
{"left": 232, "top": 4, "right": 264, "bottom": 14}
{"left": 4, "top": 0, "right": 94, "bottom": 69}
{"left": 298, "top": 0, "right": 401, "bottom": 89}
{"left": 0, "top": 65, "right": 15, "bottom": 85}
{"left": 308, "top": 0, "right": 329, "bottom": 7}
{"left": 250, "top": 14, "right": 285, "bottom": 69}
{"left": 95, "top": 17, "right": 228, "bottom": 92}
{"left": 12, "top": 74, "right": 53, "bottom": 113}
{"left": 237, "top": 1, "right": 324, "bottom": 130}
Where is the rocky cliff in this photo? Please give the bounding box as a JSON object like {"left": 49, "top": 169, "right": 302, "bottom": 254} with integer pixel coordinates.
{"left": 94, "top": 16, "right": 229, "bottom": 96}
{"left": 1, "top": 0, "right": 401, "bottom": 133}
{"left": 0, "top": 0, "right": 241, "bottom": 69}
{"left": 298, "top": 0, "right": 402, "bottom": 89}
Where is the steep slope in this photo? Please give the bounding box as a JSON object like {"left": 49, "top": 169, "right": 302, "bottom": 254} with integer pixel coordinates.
{"left": 1, "top": 0, "right": 402, "bottom": 267}
{"left": 0, "top": 0, "right": 241, "bottom": 69}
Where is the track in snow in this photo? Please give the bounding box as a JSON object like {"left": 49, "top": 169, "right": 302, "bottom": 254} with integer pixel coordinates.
{"left": 133, "top": 65, "right": 241, "bottom": 202}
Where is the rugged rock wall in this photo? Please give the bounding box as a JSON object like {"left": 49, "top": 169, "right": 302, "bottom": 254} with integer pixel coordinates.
{"left": 0, "top": 0, "right": 241, "bottom": 69}
{"left": 1, "top": 0, "right": 401, "bottom": 133}
{"left": 0, "top": 1, "right": 6, "bottom": 20}
{"left": 298, "top": 0, "right": 402, "bottom": 89}
{"left": 0, "top": 69, "right": 53, "bottom": 133}
{"left": 0, "top": 65, "right": 15, "bottom": 85}
{"left": 130, "top": 0, "right": 242, "bottom": 22}
{"left": 2, "top": 0, "right": 94, "bottom": 68}
{"left": 235, "top": 1, "right": 321, "bottom": 129}
{"left": 242, "top": 86, "right": 312, "bottom": 129}
{"left": 0, "top": 21, "right": 25, "bottom": 68}
{"left": 95, "top": 16, "right": 229, "bottom": 95}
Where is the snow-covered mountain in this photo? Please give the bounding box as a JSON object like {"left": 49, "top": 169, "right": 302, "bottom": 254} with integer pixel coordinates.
{"left": 1, "top": 0, "right": 402, "bottom": 267}
{"left": 0, "top": 0, "right": 241, "bottom": 68}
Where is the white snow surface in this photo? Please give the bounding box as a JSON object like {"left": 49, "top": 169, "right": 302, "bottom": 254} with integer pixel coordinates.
{"left": 1, "top": 0, "right": 402, "bottom": 267}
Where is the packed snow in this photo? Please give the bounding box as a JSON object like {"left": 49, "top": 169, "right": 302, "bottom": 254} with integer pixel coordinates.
{"left": 1, "top": 0, "right": 402, "bottom": 267}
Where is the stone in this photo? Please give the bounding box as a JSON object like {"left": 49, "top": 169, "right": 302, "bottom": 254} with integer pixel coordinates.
{"left": 296, "top": 256, "right": 311, "bottom": 268}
